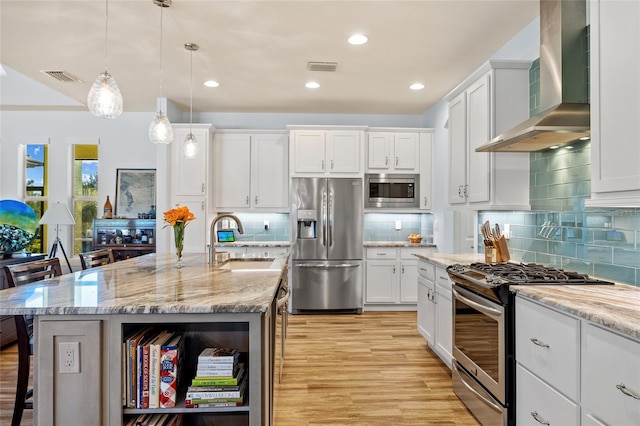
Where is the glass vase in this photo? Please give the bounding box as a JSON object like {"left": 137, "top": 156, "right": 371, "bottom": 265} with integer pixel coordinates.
{"left": 173, "top": 223, "right": 185, "bottom": 268}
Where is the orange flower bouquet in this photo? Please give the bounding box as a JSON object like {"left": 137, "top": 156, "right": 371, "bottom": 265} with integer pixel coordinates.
{"left": 163, "top": 205, "right": 196, "bottom": 268}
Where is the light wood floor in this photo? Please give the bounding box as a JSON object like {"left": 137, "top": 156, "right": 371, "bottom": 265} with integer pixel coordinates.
{"left": 0, "top": 312, "right": 479, "bottom": 425}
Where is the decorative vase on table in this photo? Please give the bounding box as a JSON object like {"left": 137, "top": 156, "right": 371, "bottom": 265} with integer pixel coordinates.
{"left": 163, "top": 205, "right": 196, "bottom": 269}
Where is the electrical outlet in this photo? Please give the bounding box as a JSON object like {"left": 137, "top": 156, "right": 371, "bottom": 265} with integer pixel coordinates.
{"left": 59, "top": 341, "right": 80, "bottom": 374}
{"left": 395, "top": 220, "right": 402, "bottom": 230}
{"left": 264, "top": 220, "right": 269, "bottom": 230}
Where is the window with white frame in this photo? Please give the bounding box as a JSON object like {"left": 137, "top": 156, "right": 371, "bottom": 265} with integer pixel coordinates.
{"left": 72, "top": 144, "right": 99, "bottom": 255}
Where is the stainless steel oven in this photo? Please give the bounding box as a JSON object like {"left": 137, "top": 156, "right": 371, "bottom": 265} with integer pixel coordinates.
{"left": 452, "top": 285, "right": 507, "bottom": 425}
{"left": 364, "top": 173, "right": 418, "bottom": 208}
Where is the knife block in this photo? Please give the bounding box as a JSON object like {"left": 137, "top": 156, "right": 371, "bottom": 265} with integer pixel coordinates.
{"left": 485, "top": 236, "right": 511, "bottom": 263}
{"left": 484, "top": 246, "right": 498, "bottom": 263}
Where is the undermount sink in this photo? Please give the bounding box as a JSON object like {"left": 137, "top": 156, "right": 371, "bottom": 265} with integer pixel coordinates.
{"left": 216, "top": 258, "right": 280, "bottom": 272}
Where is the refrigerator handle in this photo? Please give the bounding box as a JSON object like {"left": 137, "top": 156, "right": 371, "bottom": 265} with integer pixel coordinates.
{"left": 328, "top": 191, "right": 334, "bottom": 247}
{"left": 322, "top": 191, "right": 327, "bottom": 247}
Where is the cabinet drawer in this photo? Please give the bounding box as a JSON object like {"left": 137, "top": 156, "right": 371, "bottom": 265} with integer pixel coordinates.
{"left": 517, "top": 364, "right": 579, "bottom": 426}
{"left": 417, "top": 260, "right": 435, "bottom": 281}
{"left": 435, "top": 266, "right": 451, "bottom": 291}
{"left": 583, "top": 324, "right": 640, "bottom": 426}
{"left": 366, "top": 248, "right": 397, "bottom": 259}
{"left": 516, "top": 297, "right": 580, "bottom": 401}
{"left": 400, "top": 247, "right": 433, "bottom": 260}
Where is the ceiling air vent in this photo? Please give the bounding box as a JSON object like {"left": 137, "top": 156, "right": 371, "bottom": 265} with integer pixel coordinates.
{"left": 307, "top": 61, "right": 338, "bottom": 72}
{"left": 40, "top": 70, "right": 83, "bottom": 83}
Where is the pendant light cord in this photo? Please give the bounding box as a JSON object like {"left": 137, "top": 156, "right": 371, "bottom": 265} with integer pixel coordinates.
{"left": 159, "top": 5, "right": 164, "bottom": 103}
{"left": 104, "top": 0, "right": 109, "bottom": 71}
{"left": 189, "top": 48, "right": 193, "bottom": 134}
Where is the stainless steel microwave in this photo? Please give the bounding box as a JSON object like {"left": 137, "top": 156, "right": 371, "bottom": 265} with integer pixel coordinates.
{"left": 365, "top": 174, "right": 419, "bottom": 208}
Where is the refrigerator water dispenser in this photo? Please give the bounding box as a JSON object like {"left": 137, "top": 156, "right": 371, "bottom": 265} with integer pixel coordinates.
{"left": 297, "top": 209, "right": 317, "bottom": 239}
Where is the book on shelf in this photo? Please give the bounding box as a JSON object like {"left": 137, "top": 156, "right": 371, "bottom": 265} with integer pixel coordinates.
{"left": 159, "top": 332, "right": 183, "bottom": 409}
{"left": 186, "top": 387, "right": 244, "bottom": 399}
{"left": 194, "top": 368, "right": 236, "bottom": 377}
{"left": 148, "top": 330, "right": 174, "bottom": 409}
{"left": 126, "top": 413, "right": 181, "bottom": 426}
{"left": 191, "top": 364, "right": 245, "bottom": 386}
{"left": 197, "top": 347, "right": 240, "bottom": 363}
{"left": 195, "top": 361, "right": 237, "bottom": 369}
{"left": 185, "top": 374, "right": 247, "bottom": 405}
{"left": 125, "top": 326, "right": 155, "bottom": 409}
{"left": 185, "top": 401, "right": 244, "bottom": 408}
{"left": 138, "top": 330, "right": 161, "bottom": 409}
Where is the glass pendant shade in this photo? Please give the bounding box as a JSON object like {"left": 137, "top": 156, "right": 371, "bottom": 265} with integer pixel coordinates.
{"left": 87, "top": 71, "right": 123, "bottom": 119}
{"left": 183, "top": 132, "right": 198, "bottom": 158}
{"left": 149, "top": 110, "right": 174, "bottom": 144}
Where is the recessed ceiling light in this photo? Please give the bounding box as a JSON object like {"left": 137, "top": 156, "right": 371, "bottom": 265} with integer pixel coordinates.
{"left": 410, "top": 83, "right": 425, "bottom": 90}
{"left": 305, "top": 81, "right": 320, "bottom": 89}
{"left": 549, "top": 145, "right": 560, "bottom": 150}
{"left": 204, "top": 80, "right": 219, "bottom": 88}
{"left": 348, "top": 34, "right": 368, "bottom": 45}
{"left": 565, "top": 145, "right": 573, "bottom": 150}
{"left": 579, "top": 136, "right": 590, "bottom": 141}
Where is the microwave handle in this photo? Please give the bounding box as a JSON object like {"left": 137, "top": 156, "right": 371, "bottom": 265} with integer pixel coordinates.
{"left": 452, "top": 287, "right": 502, "bottom": 318}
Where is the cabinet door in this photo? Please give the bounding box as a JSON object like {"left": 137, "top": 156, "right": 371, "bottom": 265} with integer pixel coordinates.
{"left": 174, "top": 198, "right": 207, "bottom": 253}
{"left": 399, "top": 261, "right": 418, "bottom": 303}
{"left": 252, "top": 134, "right": 289, "bottom": 209}
{"left": 213, "top": 134, "right": 251, "bottom": 209}
{"left": 590, "top": 0, "right": 640, "bottom": 196}
{"left": 448, "top": 93, "right": 467, "bottom": 204}
{"left": 583, "top": 324, "right": 640, "bottom": 426}
{"left": 393, "top": 133, "right": 419, "bottom": 171}
{"left": 466, "top": 73, "right": 491, "bottom": 204}
{"left": 435, "top": 281, "right": 453, "bottom": 367}
{"left": 367, "top": 132, "right": 392, "bottom": 170}
{"left": 326, "top": 130, "right": 361, "bottom": 174}
{"left": 292, "top": 130, "right": 326, "bottom": 174}
{"left": 419, "top": 133, "right": 433, "bottom": 210}
{"left": 172, "top": 126, "right": 208, "bottom": 197}
{"left": 418, "top": 275, "right": 436, "bottom": 346}
{"left": 365, "top": 260, "right": 397, "bottom": 303}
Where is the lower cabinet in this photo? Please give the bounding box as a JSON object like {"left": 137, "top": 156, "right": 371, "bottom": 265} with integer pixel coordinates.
{"left": 516, "top": 295, "right": 640, "bottom": 426}
{"left": 365, "top": 247, "right": 435, "bottom": 309}
{"left": 416, "top": 258, "right": 453, "bottom": 368}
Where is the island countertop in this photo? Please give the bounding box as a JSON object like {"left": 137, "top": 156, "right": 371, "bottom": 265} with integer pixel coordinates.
{"left": 0, "top": 253, "right": 288, "bottom": 316}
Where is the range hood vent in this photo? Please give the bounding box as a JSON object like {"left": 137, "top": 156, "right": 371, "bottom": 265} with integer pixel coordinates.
{"left": 476, "top": 0, "right": 589, "bottom": 153}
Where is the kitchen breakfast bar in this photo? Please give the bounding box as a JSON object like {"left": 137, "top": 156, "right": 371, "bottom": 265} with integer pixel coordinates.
{"left": 0, "top": 252, "right": 289, "bottom": 426}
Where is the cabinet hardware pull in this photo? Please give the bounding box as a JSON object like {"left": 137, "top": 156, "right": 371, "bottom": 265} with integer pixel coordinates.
{"left": 330, "top": 159, "right": 334, "bottom": 170}
{"left": 246, "top": 195, "right": 249, "bottom": 205}
{"left": 530, "top": 411, "right": 550, "bottom": 425}
{"left": 255, "top": 195, "right": 258, "bottom": 205}
{"left": 439, "top": 276, "right": 448, "bottom": 280}
{"left": 201, "top": 201, "right": 205, "bottom": 210}
{"left": 464, "top": 184, "right": 469, "bottom": 197}
{"left": 401, "top": 265, "right": 405, "bottom": 273}
{"left": 616, "top": 383, "right": 640, "bottom": 400}
{"left": 395, "top": 156, "right": 399, "bottom": 166}
{"left": 385, "top": 156, "right": 388, "bottom": 165}
{"left": 321, "top": 160, "right": 325, "bottom": 170}
{"left": 530, "top": 338, "right": 550, "bottom": 348}
{"left": 458, "top": 185, "right": 463, "bottom": 198}
{"left": 392, "top": 265, "right": 396, "bottom": 274}
{"left": 423, "top": 196, "right": 427, "bottom": 206}
{"left": 201, "top": 183, "right": 205, "bottom": 193}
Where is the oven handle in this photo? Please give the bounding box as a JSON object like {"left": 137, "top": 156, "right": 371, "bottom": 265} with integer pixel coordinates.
{"left": 454, "top": 365, "right": 503, "bottom": 413}
{"left": 452, "top": 287, "right": 502, "bottom": 318}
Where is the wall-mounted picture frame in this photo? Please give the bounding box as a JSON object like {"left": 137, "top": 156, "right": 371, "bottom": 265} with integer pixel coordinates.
{"left": 115, "top": 168, "right": 156, "bottom": 218}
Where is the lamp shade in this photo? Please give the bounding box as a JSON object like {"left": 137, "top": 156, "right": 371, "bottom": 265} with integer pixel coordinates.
{"left": 39, "top": 202, "right": 76, "bottom": 226}
{"left": 87, "top": 71, "right": 123, "bottom": 119}
{"left": 149, "top": 110, "right": 174, "bottom": 144}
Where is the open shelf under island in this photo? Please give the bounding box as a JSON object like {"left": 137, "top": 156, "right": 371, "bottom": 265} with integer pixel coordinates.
{"left": 0, "top": 252, "right": 288, "bottom": 425}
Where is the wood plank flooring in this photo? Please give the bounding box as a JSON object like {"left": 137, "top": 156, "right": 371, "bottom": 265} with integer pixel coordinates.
{"left": 0, "top": 311, "right": 479, "bottom": 425}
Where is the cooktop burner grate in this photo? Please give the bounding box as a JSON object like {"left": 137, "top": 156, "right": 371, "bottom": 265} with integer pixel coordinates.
{"left": 467, "top": 262, "right": 613, "bottom": 285}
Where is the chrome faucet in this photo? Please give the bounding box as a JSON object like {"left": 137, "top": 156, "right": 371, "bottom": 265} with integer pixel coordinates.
{"left": 208, "top": 213, "right": 245, "bottom": 264}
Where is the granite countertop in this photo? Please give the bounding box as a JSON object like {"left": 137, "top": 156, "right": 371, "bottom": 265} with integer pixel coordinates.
{"left": 0, "top": 253, "right": 289, "bottom": 316}
{"left": 364, "top": 241, "right": 437, "bottom": 248}
{"left": 413, "top": 252, "right": 485, "bottom": 268}
{"left": 512, "top": 284, "right": 640, "bottom": 341}
{"left": 215, "top": 241, "right": 290, "bottom": 248}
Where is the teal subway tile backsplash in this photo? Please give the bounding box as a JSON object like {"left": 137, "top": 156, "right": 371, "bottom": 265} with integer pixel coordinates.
{"left": 364, "top": 213, "right": 434, "bottom": 242}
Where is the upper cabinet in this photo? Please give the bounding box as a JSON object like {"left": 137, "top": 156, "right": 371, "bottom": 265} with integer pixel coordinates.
{"left": 419, "top": 132, "right": 433, "bottom": 211}
{"left": 172, "top": 124, "right": 212, "bottom": 197}
{"left": 588, "top": 0, "right": 640, "bottom": 207}
{"left": 444, "top": 60, "right": 532, "bottom": 210}
{"left": 288, "top": 126, "right": 366, "bottom": 176}
{"left": 366, "top": 131, "right": 419, "bottom": 172}
{"left": 213, "top": 131, "right": 289, "bottom": 211}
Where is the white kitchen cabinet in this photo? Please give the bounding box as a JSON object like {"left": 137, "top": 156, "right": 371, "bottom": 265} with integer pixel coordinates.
{"left": 583, "top": 324, "right": 640, "bottom": 426}
{"left": 419, "top": 132, "right": 433, "bottom": 211}
{"left": 171, "top": 124, "right": 212, "bottom": 197}
{"left": 416, "top": 258, "right": 452, "bottom": 369}
{"left": 365, "top": 247, "right": 434, "bottom": 308}
{"left": 444, "top": 60, "right": 531, "bottom": 210}
{"left": 172, "top": 197, "right": 207, "bottom": 254}
{"left": 213, "top": 131, "right": 289, "bottom": 211}
{"left": 588, "top": 0, "right": 640, "bottom": 207}
{"left": 366, "top": 131, "right": 419, "bottom": 172}
{"left": 434, "top": 267, "right": 453, "bottom": 367}
{"left": 288, "top": 126, "right": 366, "bottom": 176}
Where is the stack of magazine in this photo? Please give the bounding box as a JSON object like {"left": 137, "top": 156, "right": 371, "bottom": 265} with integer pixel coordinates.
{"left": 124, "top": 413, "right": 182, "bottom": 426}
{"left": 185, "top": 348, "right": 247, "bottom": 408}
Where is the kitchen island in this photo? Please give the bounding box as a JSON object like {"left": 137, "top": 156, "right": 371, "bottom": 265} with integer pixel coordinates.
{"left": 0, "top": 252, "right": 288, "bottom": 426}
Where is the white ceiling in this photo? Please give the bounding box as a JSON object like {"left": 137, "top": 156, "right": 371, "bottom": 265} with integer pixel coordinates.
{"left": 0, "top": 0, "right": 539, "bottom": 115}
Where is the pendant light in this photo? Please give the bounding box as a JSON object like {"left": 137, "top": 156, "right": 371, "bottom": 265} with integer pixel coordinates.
{"left": 149, "top": 0, "right": 174, "bottom": 145}
{"left": 87, "top": 0, "right": 123, "bottom": 119}
{"left": 183, "top": 43, "right": 199, "bottom": 159}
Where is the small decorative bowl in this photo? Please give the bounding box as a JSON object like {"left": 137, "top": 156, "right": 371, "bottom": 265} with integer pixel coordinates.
{"left": 408, "top": 236, "right": 423, "bottom": 244}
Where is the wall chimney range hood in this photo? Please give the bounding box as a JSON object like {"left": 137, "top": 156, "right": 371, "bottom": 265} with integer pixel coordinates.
{"left": 476, "top": 0, "right": 589, "bottom": 153}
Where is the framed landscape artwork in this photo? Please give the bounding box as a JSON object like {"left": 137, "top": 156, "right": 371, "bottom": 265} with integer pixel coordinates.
{"left": 115, "top": 169, "right": 156, "bottom": 218}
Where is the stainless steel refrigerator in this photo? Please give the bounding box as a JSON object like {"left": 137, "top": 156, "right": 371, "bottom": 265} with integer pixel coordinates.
{"left": 290, "top": 177, "right": 364, "bottom": 314}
